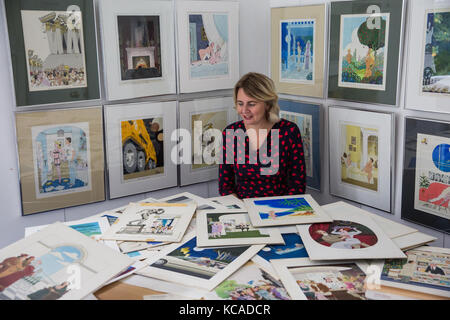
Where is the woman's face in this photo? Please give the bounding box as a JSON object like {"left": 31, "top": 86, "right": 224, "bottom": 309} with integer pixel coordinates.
{"left": 236, "top": 88, "right": 268, "bottom": 128}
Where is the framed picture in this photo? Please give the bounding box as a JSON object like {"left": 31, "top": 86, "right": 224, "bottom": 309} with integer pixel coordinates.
{"left": 179, "top": 97, "right": 237, "bottom": 186}
{"left": 327, "top": 0, "right": 404, "bottom": 105}
{"left": 137, "top": 233, "right": 263, "bottom": 291}
{"left": 404, "top": 0, "right": 450, "bottom": 113}
{"left": 196, "top": 209, "right": 284, "bottom": 247}
{"left": 15, "top": 106, "right": 105, "bottom": 215}
{"left": 99, "top": 0, "right": 176, "bottom": 101}
{"left": 158, "top": 192, "right": 229, "bottom": 214}
{"left": 279, "top": 99, "right": 321, "bottom": 190}
{"left": 243, "top": 194, "right": 332, "bottom": 227}
{"left": 402, "top": 117, "right": 450, "bottom": 234}
{"left": 296, "top": 201, "right": 406, "bottom": 261}
{"left": 271, "top": 258, "right": 370, "bottom": 300}
{"left": 105, "top": 101, "right": 177, "bottom": 199}
{"left": 176, "top": 1, "right": 239, "bottom": 93}
{"left": 328, "top": 106, "right": 394, "bottom": 212}
{"left": 270, "top": 4, "right": 325, "bottom": 98}
{"left": 4, "top": 0, "right": 100, "bottom": 107}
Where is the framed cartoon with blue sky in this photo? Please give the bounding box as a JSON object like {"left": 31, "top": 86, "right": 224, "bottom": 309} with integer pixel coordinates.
{"left": 271, "top": 4, "right": 325, "bottom": 98}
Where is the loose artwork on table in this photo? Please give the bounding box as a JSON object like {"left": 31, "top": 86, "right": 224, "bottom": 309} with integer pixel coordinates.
{"left": 328, "top": 0, "right": 404, "bottom": 105}
{"left": 378, "top": 246, "right": 450, "bottom": 297}
{"left": 243, "top": 195, "right": 331, "bottom": 227}
{"left": 105, "top": 101, "right": 177, "bottom": 199}
{"left": 208, "top": 195, "right": 245, "bottom": 210}
{"left": 328, "top": 107, "right": 393, "bottom": 212}
{"left": 278, "top": 99, "right": 321, "bottom": 190}
{"left": 297, "top": 202, "right": 406, "bottom": 261}
{"left": 176, "top": 1, "right": 239, "bottom": 93}
{"left": 271, "top": 5, "right": 325, "bottom": 98}
{"left": 137, "top": 233, "right": 263, "bottom": 291}
{"left": 15, "top": 107, "right": 105, "bottom": 215}
{"left": 0, "top": 223, "right": 132, "bottom": 300}
{"left": 99, "top": 0, "right": 175, "bottom": 100}
{"left": 196, "top": 210, "right": 284, "bottom": 247}
{"left": 158, "top": 192, "right": 229, "bottom": 214}
{"left": 272, "top": 258, "right": 370, "bottom": 300}
{"left": 402, "top": 118, "right": 450, "bottom": 233}
{"left": 4, "top": 0, "right": 100, "bottom": 106}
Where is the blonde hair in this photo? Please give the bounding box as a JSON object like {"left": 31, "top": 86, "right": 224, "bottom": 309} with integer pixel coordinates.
{"left": 233, "top": 72, "right": 280, "bottom": 123}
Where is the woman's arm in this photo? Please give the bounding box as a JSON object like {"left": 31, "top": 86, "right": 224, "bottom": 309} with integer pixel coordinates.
{"left": 286, "top": 124, "right": 307, "bottom": 195}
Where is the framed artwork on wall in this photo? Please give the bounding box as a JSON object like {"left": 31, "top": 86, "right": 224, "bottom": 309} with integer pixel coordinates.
{"left": 99, "top": 0, "right": 176, "bottom": 101}
{"left": 270, "top": 4, "right": 326, "bottom": 98}
{"left": 404, "top": 0, "right": 450, "bottom": 113}
{"left": 328, "top": 106, "right": 394, "bottom": 212}
{"left": 176, "top": 1, "right": 239, "bottom": 93}
{"left": 105, "top": 101, "right": 177, "bottom": 199}
{"left": 327, "top": 0, "right": 404, "bottom": 106}
{"left": 279, "top": 99, "right": 321, "bottom": 190}
{"left": 4, "top": 0, "right": 100, "bottom": 107}
{"left": 402, "top": 117, "right": 450, "bottom": 234}
{"left": 15, "top": 106, "right": 105, "bottom": 215}
{"left": 179, "top": 97, "right": 237, "bottom": 186}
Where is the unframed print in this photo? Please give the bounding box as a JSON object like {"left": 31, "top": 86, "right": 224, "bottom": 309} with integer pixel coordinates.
{"left": 158, "top": 192, "right": 229, "bottom": 213}
{"left": 208, "top": 195, "right": 245, "bottom": 210}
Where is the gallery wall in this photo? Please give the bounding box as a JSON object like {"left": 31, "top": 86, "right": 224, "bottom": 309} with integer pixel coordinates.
{"left": 0, "top": 0, "right": 448, "bottom": 249}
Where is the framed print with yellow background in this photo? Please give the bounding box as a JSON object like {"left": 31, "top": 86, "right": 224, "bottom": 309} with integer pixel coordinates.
{"left": 15, "top": 106, "right": 105, "bottom": 215}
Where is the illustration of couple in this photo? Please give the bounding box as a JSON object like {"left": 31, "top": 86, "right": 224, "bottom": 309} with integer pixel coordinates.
{"left": 209, "top": 221, "right": 225, "bottom": 238}
{"left": 315, "top": 226, "right": 371, "bottom": 249}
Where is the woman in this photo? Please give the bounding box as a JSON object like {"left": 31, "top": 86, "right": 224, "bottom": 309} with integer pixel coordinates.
{"left": 219, "top": 72, "right": 306, "bottom": 199}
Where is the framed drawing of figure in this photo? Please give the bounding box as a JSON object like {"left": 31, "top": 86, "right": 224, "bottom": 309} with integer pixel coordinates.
{"left": 402, "top": 117, "right": 450, "bottom": 234}
{"left": 15, "top": 106, "right": 105, "bottom": 215}
{"left": 176, "top": 1, "right": 239, "bottom": 93}
{"left": 179, "top": 97, "right": 237, "bottom": 186}
{"left": 327, "top": 0, "right": 404, "bottom": 106}
{"left": 404, "top": 0, "right": 450, "bottom": 113}
{"left": 4, "top": 0, "right": 100, "bottom": 107}
{"left": 279, "top": 99, "right": 321, "bottom": 190}
{"left": 328, "top": 106, "right": 394, "bottom": 212}
{"left": 271, "top": 4, "right": 326, "bottom": 98}
{"left": 105, "top": 101, "right": 177, "bottom": 199}
{"left": 99, "top": 0, "right": 176, "bottom": 101}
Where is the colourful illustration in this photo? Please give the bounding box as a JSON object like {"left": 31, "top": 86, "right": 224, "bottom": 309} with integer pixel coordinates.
{"left": 280, "top": 19, "right": 315, "bottom": 83}
{"left": 291, "top": 263, "right": 368, "bottom": 300}
{"left": 206, "top": 212, "right": 270, "bottom": 240}
{"left": 257, "top": 233, "right": 308, "bottom": 261}
{"left": 338, "top": 13, "right": 390, "bottom": 90}
{"left": 280, "top": 111, "right": 313, "bottom": 177}
{"left": 32, "top": 122, "right": 90, "bottom": 198}
{"left": 117, "top": 15, "right": 162, "bottom": 81}
{"left": 151, "top": 237, "right": 249, "bottom": 279}
{"left": 381, "top": 248, "right": 450, "bottom": 291}
{"left": 117, "top": 208, "right": 179, "bottom": 236}
{"left": 414, "top": 134, "right": 450, "bottom": 220}
{"left": 121, "top": 117, "right": 163, "bottom": 181}
{"left": 421, "top": 10, "right": 450, "bottom": 95}
{"left": 340, "top": 123, "right": 378, "bottom": 192}
{"left": 252, "top": 197, "right": 315, "bottom": 220}
{"left": 21, "top": 10, "right": 87, "bottom": 92}
{"left": 308, "top": 220, "right": 378, "bottom": 249}
{"left": 189, "top": 13, "right": 229, "bottom": 78}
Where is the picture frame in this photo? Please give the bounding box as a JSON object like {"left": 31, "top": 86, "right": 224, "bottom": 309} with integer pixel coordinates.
{"left": 328, "top": 106, "right": 394, "bottom": 212}
{"left": 196, "top": 209, "right": 285, "bottom": 247}
{"left": 278, "top": 99, "right": 321, "bottom": 190}
{"left": 98, "top": 0, "right": 176, "bottom": 101}
{"left": 15, "top": 106, "right": 105, "bottom": 215}
{"left": 4, "top": 0, "right": 100, "bottom": 107}
{"left": 137, "top": 232, "right": 263, "bottom": 291}
{"left": 401, "top": 117, "right": 450, "bottom": 234}
{"left": 243, "top": 194, "right": 332, "bottom": 227}
{"left": 296, "top": 201, "right": 406, "bottom": 261}
{"left": 179, "top": 97, "right": 237, "bottom": 186}
{"left": 271, "top": 258, "right": 370, "bottom": 300}
{"left": 105, "top": 101, "right": 177, "bottom": 199}
{"left": 404, "top": 0, "right": 450, "bottom": 112}
{"left": 176, "top": 0, "right": 240, "bottom": 93}
{"left": 158, "top": 192, "right": 229, "bottom": 214}
{"left": 270, "top": 4, "right": 326, "bottom": 98}
{"left": 327, "top": 0, "right": 404, "bottom": 106}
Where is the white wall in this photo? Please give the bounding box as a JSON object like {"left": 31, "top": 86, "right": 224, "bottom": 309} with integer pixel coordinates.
{"left": 0, "top": 0, "right": 448, "bottom": 249}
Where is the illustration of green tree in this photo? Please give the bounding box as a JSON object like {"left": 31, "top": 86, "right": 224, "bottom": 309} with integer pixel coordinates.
{"left": 419, "top": 175, "right": 430, "bottom": 192}
{"left": 215, "top": 280, "right": 250, "bottom": 299}
{"left": 432, "top": 12, "right": 450, "bottom": 77}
